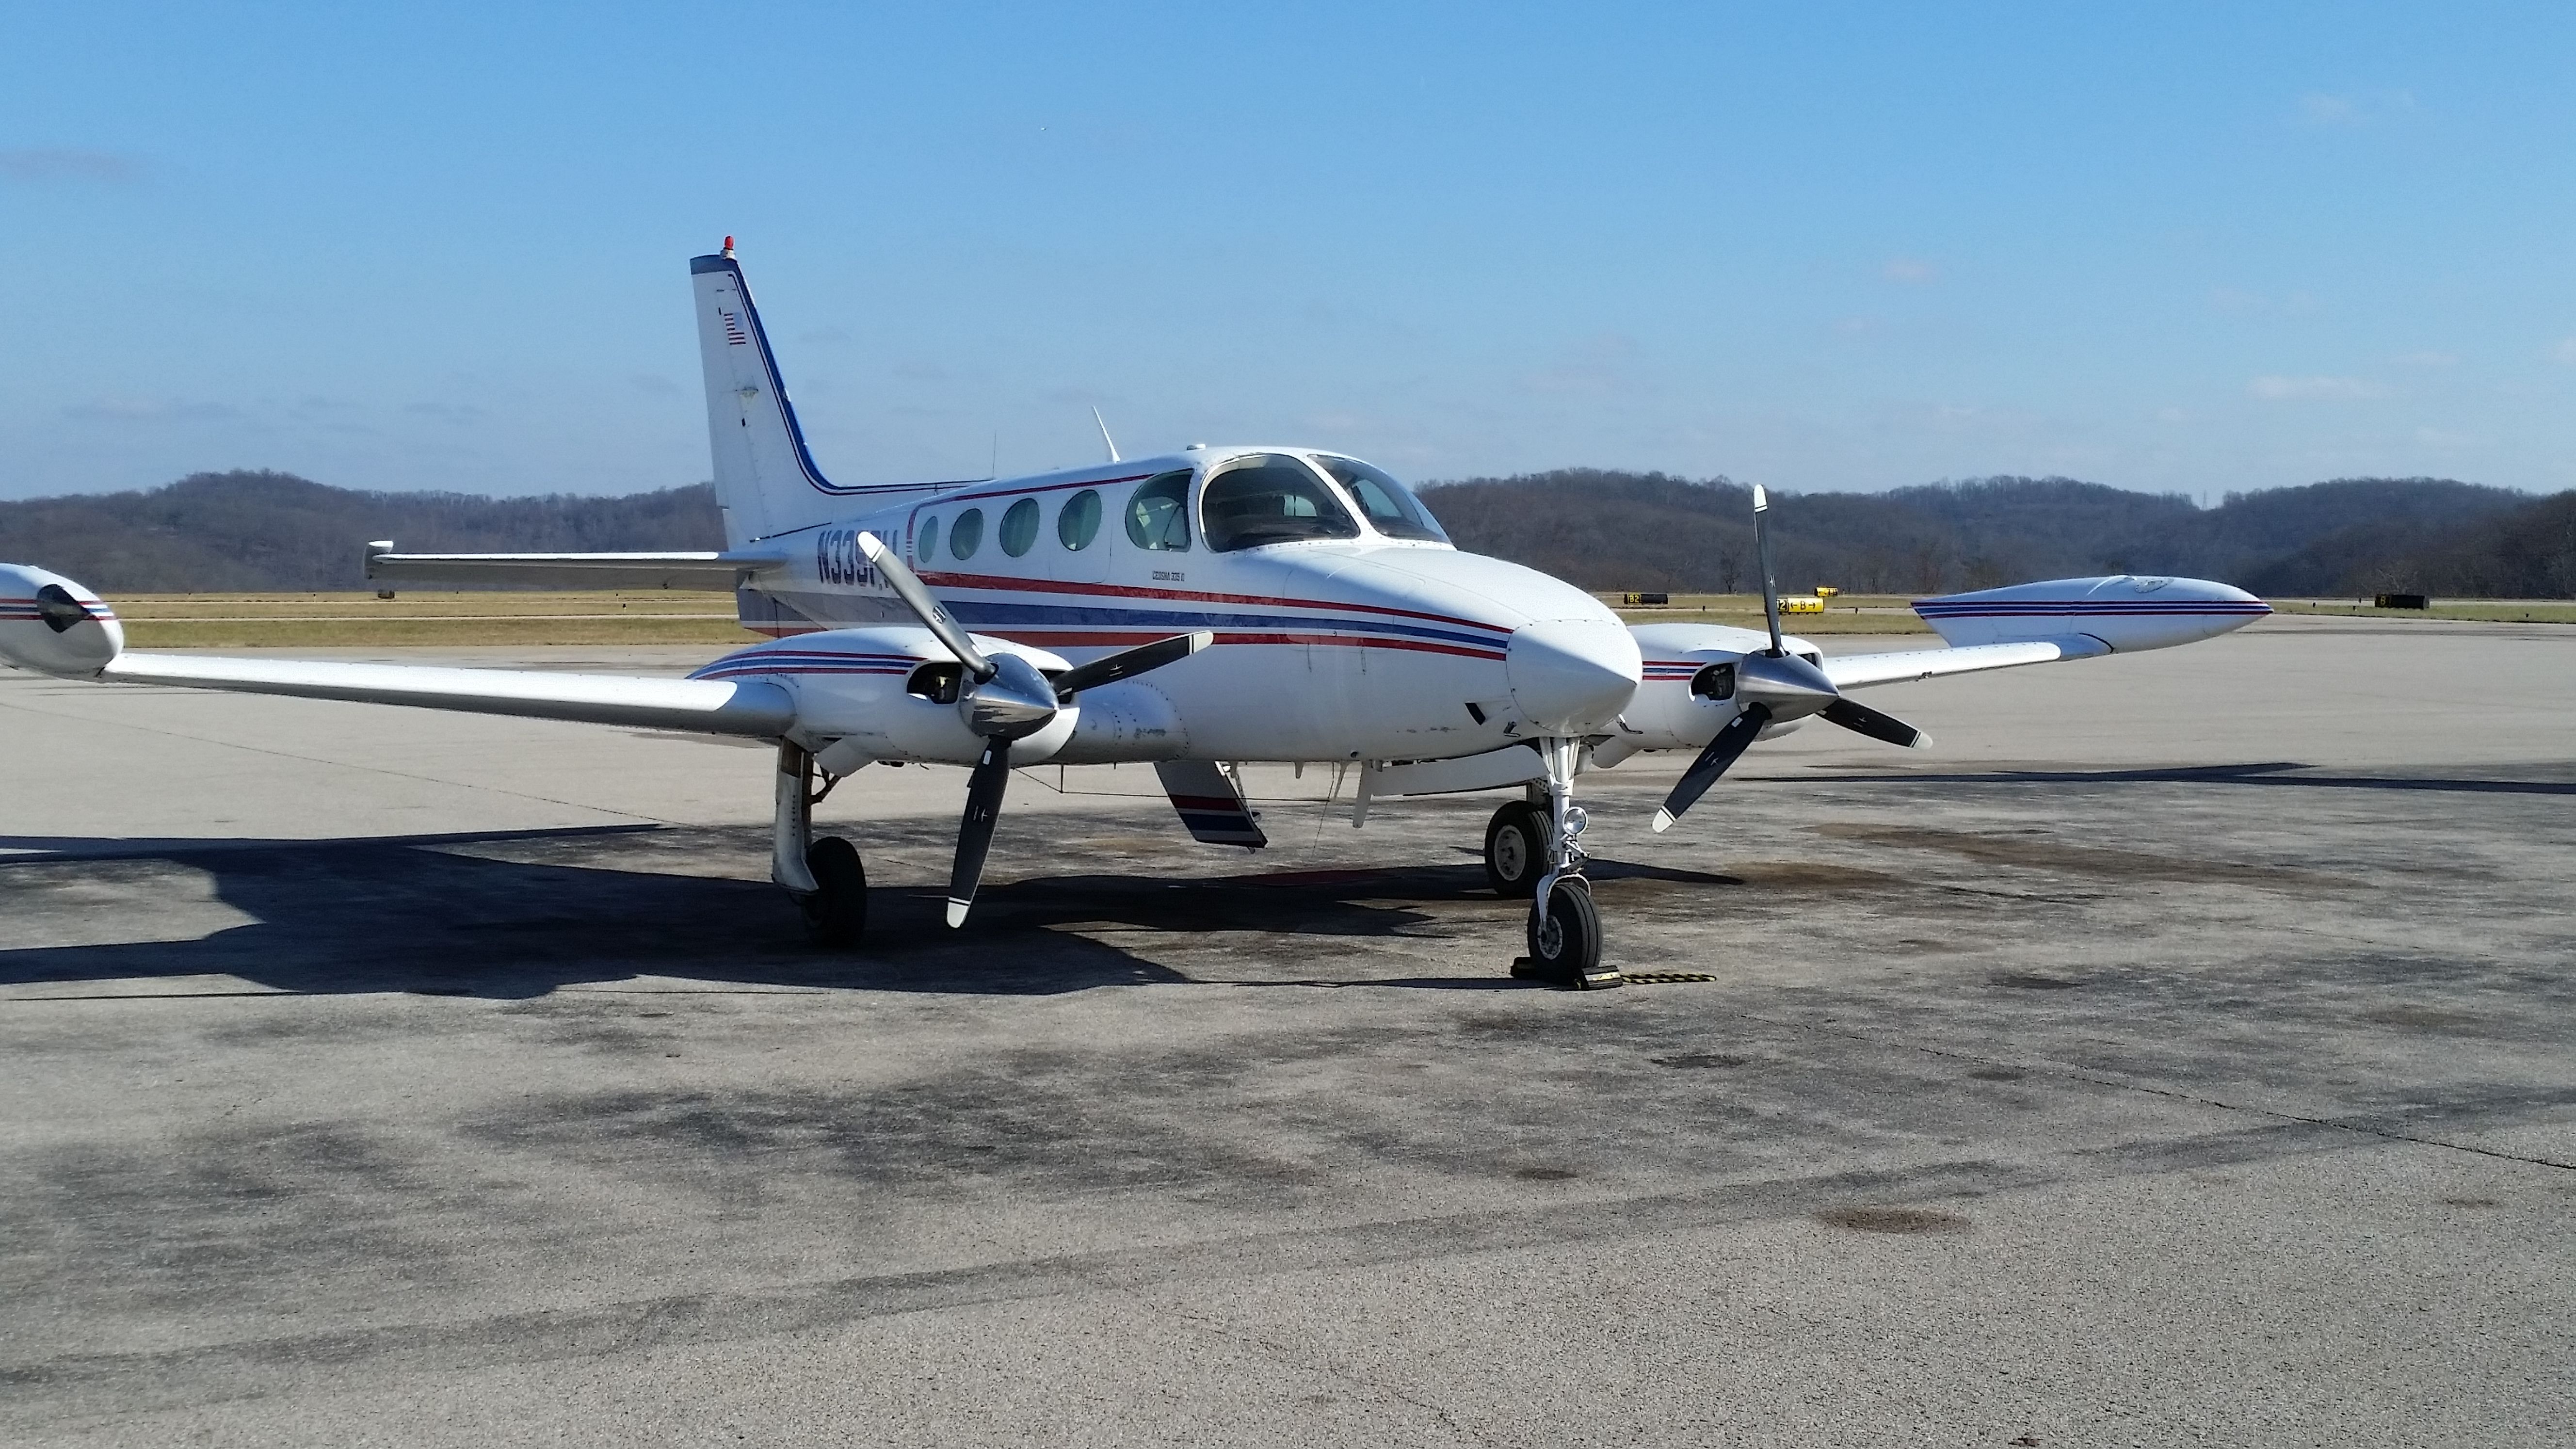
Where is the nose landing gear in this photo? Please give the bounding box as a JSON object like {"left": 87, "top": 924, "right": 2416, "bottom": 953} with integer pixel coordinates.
{"left": 1507, "top": 736, "right": 1619, "bottom": 989}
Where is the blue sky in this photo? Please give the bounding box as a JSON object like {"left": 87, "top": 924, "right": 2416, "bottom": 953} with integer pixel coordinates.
{"left": 5, "top": 2, "right": 2572, "bottom": 501}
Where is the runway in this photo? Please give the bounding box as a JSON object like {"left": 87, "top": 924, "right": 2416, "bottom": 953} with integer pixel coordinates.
{"left": 3, "top": 614, "right": 2571, "bottom": 1446}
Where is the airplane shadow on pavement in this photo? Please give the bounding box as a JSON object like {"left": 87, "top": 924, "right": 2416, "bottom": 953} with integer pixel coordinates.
{"left": 0, "top": 821, "right": 1546, "bottom": 999}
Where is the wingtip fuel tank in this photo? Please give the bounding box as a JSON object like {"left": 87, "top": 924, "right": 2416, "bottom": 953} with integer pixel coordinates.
{"left": 0, "top": 564, "right": 125, "bottom": 678}
{"left": 1913, "top": 575, "right": 2271, "bottom": 652}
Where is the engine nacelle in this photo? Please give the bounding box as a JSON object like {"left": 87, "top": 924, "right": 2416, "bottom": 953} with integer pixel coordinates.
{"left": 1915, "top": 575, "right": 2270, "bottom": 651}
{"left": 700, "top": 628, "right": 1190, "bottom": 768}
{"left": 0, "top": 564, "right": 124, "bottom": 678}
{"left": 1612, "top": 621, "right": 1820, "bottom": 755}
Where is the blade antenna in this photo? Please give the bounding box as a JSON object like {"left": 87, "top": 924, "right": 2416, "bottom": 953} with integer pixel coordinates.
{"left": 1752, "top": 483, "right": 1784, "bottom": 657}
{"left": 1092, "top": 407, "right": 1120, "bottom": 463}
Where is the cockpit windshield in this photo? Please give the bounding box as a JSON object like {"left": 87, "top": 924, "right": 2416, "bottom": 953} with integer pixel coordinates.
{"left": 1201, "top": 454, "right": 1361, "bottom": 552}
{"left": 1310, "top": 455, "right": 1448, "bottom": 542}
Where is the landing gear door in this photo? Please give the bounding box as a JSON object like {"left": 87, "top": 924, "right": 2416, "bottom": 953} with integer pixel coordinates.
{"left": 1155, "top": 760, "right": 1267, "bottom": 848}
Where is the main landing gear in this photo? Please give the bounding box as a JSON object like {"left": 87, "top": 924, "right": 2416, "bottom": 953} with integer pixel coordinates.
{"left": 1497, "top": 736, "right": 1619, "bottom": 990}
{"left": 776, "top": 741, "right": 866, "bottom": 947}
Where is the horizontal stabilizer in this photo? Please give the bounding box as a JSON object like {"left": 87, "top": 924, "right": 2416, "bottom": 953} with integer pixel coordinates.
{"left": 365, "top": 546, "right": 786, "bottom": 591}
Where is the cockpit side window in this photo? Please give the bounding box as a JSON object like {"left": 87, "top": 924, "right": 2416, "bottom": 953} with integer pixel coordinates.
{"left": 1125, "top": 470, "right": 1193, "bottom": 551}
{"left": 1201, "top": 453, "right": 1361, "bottom": 553}
{"left": 1312, "top": 455, "right": 1448, "bottom": 542}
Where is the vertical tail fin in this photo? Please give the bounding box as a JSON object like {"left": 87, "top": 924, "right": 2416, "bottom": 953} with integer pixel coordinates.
{"left": 691, "top": 245, "right": 854, "bottom": 548}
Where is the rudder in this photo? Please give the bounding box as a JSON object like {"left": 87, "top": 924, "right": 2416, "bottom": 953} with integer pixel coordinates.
{"left": 692, "top": 244, "right": 863, "bottom": 548}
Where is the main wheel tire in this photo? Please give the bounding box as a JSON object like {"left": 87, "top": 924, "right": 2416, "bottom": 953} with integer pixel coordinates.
{"left": 1524, "top": 879, "right": 1603, "bottom": 984}
{"left": 801, "top": 836, "right": 868, "bottom": 948}
{"left": 1484, "top": 801, "right": 1547, "bottom": 897}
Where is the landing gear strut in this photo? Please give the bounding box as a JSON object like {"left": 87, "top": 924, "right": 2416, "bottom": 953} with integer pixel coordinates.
{"left": 1512, "top": 736, "right": 1618, "bottom": 989}
{"left": 775, "top": 741, "right": 866, "bottom": 947}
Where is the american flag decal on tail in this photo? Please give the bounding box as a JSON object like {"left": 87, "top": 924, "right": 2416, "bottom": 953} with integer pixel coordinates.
{"left": 719, "top": 310, "right": 750, "bottom": 346}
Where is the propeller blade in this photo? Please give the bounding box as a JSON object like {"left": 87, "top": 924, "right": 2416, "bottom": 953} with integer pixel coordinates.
{"left": 1751, "top": 483, "right": 1784, "bottom": 657}
{"left": 946, "top": 738, "right": 1013, "bottom": 927}
{"left": 1651, "top": 703, "right": 1771, "bottom": 833}
{"left": 855, "top": 531, "right": 996, "bottom": 682}
{"left": 1820, "top": 697, "right": 1931, "bottom": 749}
{"left": 1049, "top": 630, "right": 1213, "bottom": 700}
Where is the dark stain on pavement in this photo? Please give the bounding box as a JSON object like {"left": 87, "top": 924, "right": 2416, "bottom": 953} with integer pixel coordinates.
{"left": 1815, "top": 1206, "right": 1972, "bottom": 1235}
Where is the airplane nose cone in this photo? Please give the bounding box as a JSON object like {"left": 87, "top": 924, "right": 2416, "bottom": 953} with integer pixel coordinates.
{"left": 1506, "top": 618, "right": 1642, "bottom": 734}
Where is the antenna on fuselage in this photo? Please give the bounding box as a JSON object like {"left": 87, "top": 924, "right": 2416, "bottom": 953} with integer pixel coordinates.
{"left": 1092, "top": 407, "right": 1121, "bottom": 463}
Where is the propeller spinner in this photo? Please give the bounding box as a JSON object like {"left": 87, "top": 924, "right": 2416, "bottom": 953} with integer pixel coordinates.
{"left": 854, "top": 531, "right": 1211, "bottom": 925}
{"left": 1650, "top": 484, "right": 1931, "bottom": 832}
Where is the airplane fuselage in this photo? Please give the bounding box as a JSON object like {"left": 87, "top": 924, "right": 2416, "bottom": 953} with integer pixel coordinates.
{"left": 697, "top": 446, "right": 1649, "bottom": 768}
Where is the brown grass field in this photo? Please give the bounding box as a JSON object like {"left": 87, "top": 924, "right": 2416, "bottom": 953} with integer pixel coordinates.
{"left": 109, "top": 592, "right": 757, "bottom": 648}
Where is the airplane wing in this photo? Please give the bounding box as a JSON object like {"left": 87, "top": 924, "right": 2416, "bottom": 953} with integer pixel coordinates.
{"left": 98, "top": 652, "right": 795, "bottom": 735}
{"left": 1822, "top": 636, "right": 2108, "bottom": 691}
{"left": 6, "top": 563, "right": 795, "bottom": 735}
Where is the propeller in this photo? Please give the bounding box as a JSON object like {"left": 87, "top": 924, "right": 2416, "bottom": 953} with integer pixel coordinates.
{"left": 855, "top": 531, "right": 1211, "bottom": 925}
{"left": 1650, "top": 485, "right": 1931, "bottom": 832}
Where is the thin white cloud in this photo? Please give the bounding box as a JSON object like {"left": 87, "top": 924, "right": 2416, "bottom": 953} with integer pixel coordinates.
{"left": 0, "top": 148, "right": 144, "bottom": 184}
{"left": 2553, "top": 337, "right": 2576, "bottom": 365}
{"left": 1518, "top": 332, "right": 1648, "bottom": 396}
{"left": 1881, "top": 258, "right": 1937, "bottom": 284}
{"left": 62, "top": 396, "right": 236, "bottom": 420}
{"left": 2248, "top": 375, "right": 2387, "bottom": 400}
{"left": 2390, "top": 350, "right": 2459, "bottom": 367}
{"left": 2299, "top": 93, "right": 2361, "bottom": 127}
{"left": 2297, "top": 90, "right": 2418, "bottom": 129}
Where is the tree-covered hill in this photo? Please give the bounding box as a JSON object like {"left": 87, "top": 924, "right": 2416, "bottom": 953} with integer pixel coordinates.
{"left": 0, "top": 472, "right": 723, "bottom": 591}
{"left": 1421, "top": 471, "right": 2558, "bottom": 596}
{"left": 1, "top": 467, "right": 2566, "bottom": 598}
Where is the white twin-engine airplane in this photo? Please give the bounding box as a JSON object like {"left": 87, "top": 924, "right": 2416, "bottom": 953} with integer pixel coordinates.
{"left": 1, "top": 242, "right": 2270, "bottom": 986}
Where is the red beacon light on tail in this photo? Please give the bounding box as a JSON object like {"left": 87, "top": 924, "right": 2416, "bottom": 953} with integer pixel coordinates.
{"left": 722, "top": 236, "right": 735, "bottom": 257}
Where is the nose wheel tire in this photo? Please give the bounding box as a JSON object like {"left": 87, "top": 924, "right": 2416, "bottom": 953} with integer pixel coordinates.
{"left": 801, "top": 835, "right": 868, "bottom": 948}
{"left": 1520, "top": 879, "right": 1613, "bottom": 987}
{"left": 1484, "top": 801, "right": 1546, "bottom": 898}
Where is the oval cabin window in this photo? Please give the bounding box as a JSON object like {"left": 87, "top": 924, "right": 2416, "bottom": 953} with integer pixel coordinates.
{"left": 1058, "top": 489, "right": 1102, "bottom": 550}
{"left": 999, "top": 497, "right": 1040, "bottom": 557}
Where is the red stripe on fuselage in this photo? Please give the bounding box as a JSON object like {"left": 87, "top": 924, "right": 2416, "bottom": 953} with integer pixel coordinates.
{"left": 912, "top": 570, "right": 1510, "bottom": 634}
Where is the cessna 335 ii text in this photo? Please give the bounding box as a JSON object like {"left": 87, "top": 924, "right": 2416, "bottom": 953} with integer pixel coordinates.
{"left": 1, "top": 242, "right": 2272, "bottom": 986}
